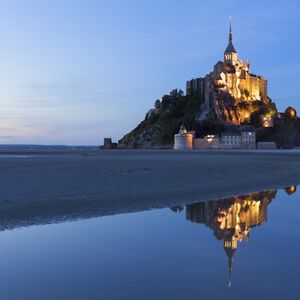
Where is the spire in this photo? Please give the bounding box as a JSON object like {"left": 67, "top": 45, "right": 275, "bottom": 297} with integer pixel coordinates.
{"left": 224, "top": 17, "right": 237, "bottom": 54}
{"left": 229, "top": 16, "right": 233, "bottom": 43}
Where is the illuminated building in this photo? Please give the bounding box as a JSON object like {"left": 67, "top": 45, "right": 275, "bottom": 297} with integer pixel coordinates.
{"left": 240, "top": 126, "right": 256, "bottom": 149}
{"left": 186, "top": 19, "right": 272, "bottom": 125}
{"left": 221, "top": 126, "right": 256, "bottom": 149}
{"left": 221, "top": 132, "right": 242, "bottom": 148}
{"left": 174, "top": 126, "right": 256, "bottom": 150}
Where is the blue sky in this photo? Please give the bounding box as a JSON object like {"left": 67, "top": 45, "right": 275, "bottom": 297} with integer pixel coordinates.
{"left": 0, "top": 0, "right": 299, "bottom": 145}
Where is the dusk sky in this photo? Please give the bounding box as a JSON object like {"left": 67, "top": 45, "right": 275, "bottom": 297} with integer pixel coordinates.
{"left": 0, "top": 0, "right": 299, "bottom": 145}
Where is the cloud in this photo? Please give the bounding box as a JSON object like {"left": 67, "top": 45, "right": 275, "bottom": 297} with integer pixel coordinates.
{"left": 0, "top": 135, "right": 15, "bottom": 139}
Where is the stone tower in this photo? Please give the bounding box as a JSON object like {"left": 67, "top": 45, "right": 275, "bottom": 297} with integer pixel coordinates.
{"left": 224, "top": 18, "right": 238, "bottom": 65}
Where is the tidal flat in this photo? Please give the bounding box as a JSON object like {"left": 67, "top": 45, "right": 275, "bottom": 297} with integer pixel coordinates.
{"left": 1, "top": 150, "right": 300, "bottom": 230}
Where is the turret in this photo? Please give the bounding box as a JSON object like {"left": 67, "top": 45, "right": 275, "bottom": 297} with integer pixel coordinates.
{"left": 224, "top": 18, "right": 238, "bottom": 65}
{"left": 174, "top": 125, "right": 193, "bottom": 150}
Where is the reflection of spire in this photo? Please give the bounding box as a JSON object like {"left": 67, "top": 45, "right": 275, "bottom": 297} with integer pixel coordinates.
{"left": 185, "top": 189, "right": 278, "bottom": 287}
{"left": 224, "top": 241, "right": 236, "bottom": 288}
{"left": 228, "top": 256, "right": 233, "bottom": 287}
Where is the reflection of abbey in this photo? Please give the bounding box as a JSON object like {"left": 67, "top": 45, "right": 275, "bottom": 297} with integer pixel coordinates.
{"left": 186, "top": 190, "right": 277, "bottom": 286}
{"left": 186, "top": 20, "right": 268, "bottom": 125}
{"left": 170, "top": 186, "right": 296, "bottom": 286}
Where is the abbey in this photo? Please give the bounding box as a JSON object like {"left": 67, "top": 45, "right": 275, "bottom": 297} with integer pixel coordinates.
{"left": 118, "top": 20, "right": 299, "bottom": 149}
{"left": 186, "top": 21, "right": 269, "bottom": 125}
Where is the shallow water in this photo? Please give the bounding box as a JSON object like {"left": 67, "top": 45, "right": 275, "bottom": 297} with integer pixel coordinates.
{"left": 0, "top": 187, "right": 299, "bottom": 299}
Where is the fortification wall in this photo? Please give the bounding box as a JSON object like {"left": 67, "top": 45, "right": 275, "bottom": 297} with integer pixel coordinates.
{"left": 193, "top": 138, "right": 219, "bottom": 149}
{"left": 239, "top": 73, "right": 267, "bottom": 101}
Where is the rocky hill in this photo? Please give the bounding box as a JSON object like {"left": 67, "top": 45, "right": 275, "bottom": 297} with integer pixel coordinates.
{"left": 118, "top": 88, "right": 300, "bottom": 149}
{"left": 118, "top": 89, "right": 200, "bottom": 149}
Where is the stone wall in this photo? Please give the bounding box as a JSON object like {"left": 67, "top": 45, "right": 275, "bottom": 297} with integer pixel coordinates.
{"left": 193, "top": 138, "right": 219, "bottom": 149}
{"left": 257, "top": 142, "right": 277, "bottom": 149}
{"left": 239, "top": 73, "right": 267, "bottom": 102}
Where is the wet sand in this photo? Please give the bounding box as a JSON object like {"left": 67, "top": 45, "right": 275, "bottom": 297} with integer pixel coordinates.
{"left": 1, "top": 150, "right": 300, "bottom": 230}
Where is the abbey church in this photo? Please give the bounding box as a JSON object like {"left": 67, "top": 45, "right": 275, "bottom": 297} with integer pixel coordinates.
{"left": 186, "top": 21, "right": 270, "bottom": 125}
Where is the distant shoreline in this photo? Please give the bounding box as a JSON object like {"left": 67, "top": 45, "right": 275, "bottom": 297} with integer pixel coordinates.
{"left": 1, "top": 150, "right": 300, "bottom": 231}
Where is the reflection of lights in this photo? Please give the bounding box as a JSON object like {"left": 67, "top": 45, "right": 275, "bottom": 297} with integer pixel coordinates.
{"left": 205, "top": 135, "right": 215, "bottom": 143}
{"left": 285, "top": 185, "right": 297, "bottom": 195}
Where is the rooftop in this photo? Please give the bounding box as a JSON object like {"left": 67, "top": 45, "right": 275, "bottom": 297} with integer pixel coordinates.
{"left": 222, "top": 132, "right": 241, "bottom": 136}
{"left": 224, "top": 41, "right": 237, "bottom": 54}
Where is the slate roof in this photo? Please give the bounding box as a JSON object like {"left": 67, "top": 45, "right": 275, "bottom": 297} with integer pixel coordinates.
{"left": 224, "top": 41, "right": 237, "bottom": 54}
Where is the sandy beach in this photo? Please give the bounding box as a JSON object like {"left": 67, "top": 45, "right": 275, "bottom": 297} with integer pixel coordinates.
{"left": 1, "top": 150, "right": 300, "bottom": 230}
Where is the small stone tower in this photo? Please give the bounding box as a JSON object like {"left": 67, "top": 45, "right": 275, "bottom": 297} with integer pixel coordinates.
{"left": 224, "top": 18, "right": 238, "bottom": 65}
{"left": 174, "top": 125, "right": 193, "bottom": 150}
